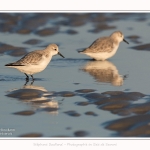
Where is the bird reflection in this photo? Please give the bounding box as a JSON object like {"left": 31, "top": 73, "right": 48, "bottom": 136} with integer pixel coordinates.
{"left": 24, "top": 79, "right": 34, "bottom": 86}
{"left": 81, "top": 60, "right": 127, "bottom": 86}
{"left": 6, "top": 82, "right": 58, "bottom": 115}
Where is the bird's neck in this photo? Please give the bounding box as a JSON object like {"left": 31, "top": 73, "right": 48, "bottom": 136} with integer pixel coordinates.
{"left": 43, "top": 49, "right": 53, "bottom": 58}
{"left": 111, "top": 38, "right": 120, "bottom": 45}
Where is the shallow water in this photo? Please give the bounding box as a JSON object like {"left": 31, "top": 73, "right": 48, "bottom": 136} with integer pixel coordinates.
{"left": 1, "top": 13, "right": 150, "bottom": 137}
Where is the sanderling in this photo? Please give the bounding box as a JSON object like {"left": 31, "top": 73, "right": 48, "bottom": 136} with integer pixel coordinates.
{"left": 5, "top": 44, "right": 65, "bottom": 81}
{"left": 78, "top": 31, "right": 129, "bottom": 60}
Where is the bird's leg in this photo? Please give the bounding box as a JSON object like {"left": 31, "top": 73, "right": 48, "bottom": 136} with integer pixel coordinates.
{"left": 24, "top": 80, "right": 29, "bottom": 86}
{"left": 24, "top": 73, "right": 29, "bottom": 81}
{"left": 31, "top": 75, "right": 34, "bottom": 81}
{"left": 30, "top": 80, "right": 34, "bottom": 85}
{"left": 30, "top": 75, "right": 34, "bottom": 85}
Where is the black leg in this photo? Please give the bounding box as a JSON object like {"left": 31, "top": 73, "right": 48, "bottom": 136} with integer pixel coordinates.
{"left": 24, "top": 80, "right": 29, "bottom": 86}
{"left": 30, "top": 80, "right": 34, "bottom": 85}
{"left": 24, "top": 73, "right": 29, "bottom": 81}
{"left": 31, "top": 75, "right": 34, "bottom": 81}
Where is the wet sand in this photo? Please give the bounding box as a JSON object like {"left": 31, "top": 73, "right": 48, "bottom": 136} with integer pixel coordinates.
{"left": 1, "top": 13, "right": 150, "bottom": 137}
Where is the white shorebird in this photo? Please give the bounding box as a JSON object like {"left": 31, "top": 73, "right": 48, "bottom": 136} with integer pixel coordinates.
{"left": 5, "top": 44, "right": 65, "bottom": 81}
{"left": 78, "top": 31, "right": 129, "bottom": 60}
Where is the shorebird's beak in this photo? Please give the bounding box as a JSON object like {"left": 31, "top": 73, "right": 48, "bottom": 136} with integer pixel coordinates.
{"left": 123, "top": 39, "right": 129, "bottom": 44}
{"left": 58, "top": 52, "right": 65, "bottom": 58}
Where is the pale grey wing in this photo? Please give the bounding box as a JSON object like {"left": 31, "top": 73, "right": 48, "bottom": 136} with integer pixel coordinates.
{"left": 85, "top": 37, "right": 114, "bottom": 53}
{"left": 13, "top": 51, "right": 43, "bottom": 65}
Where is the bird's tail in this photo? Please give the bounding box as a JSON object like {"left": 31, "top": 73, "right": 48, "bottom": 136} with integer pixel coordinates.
{"left": 78, "top": 50, "right": 83, "bottom": 53}
{"left": 77, "top": 48, "right": 87, "bottom": 53}
{"left": 5, "top": 63, "right": 24, "bottom": 66}
{"left": 5, "top": 63, "right": 14, "bottom": 66}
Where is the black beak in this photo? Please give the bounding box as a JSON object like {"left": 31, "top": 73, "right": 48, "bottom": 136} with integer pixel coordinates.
{"left": 123, "top": 39, "right": 129, "bottom": 44}
{"left": 58, "top": 52, "right": 65, "bottom": 58}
